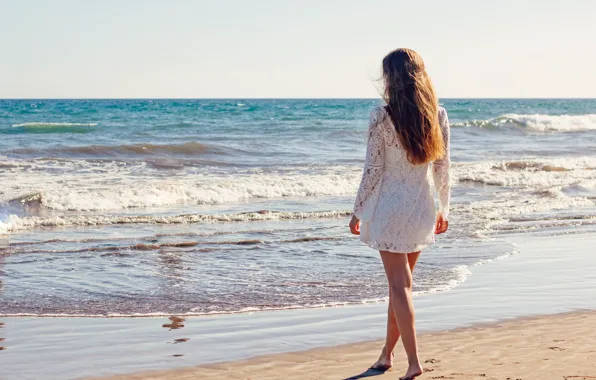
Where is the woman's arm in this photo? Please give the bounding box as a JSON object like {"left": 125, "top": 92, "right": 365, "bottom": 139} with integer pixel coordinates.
{"left": 353, "top": 108, "right": 385, "bottom": 220}
{"left": 433, "top": 108, "right": 451, "bottom": 220}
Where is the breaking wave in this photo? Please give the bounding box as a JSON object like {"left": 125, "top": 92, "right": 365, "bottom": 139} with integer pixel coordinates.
{"left": 0, "top": 165, "right": 362, "bottom": 211}
{"left": 453, "top": 157, "right": 596, "bottom": 188}
{"left": 453, "top": 113, "right": 596, "bottom": 132}
{"left": 0, "top": 157, "right": 594, "bottom": 235}
{"left": 0, "top": 157, "right": 594, "bottom": 214}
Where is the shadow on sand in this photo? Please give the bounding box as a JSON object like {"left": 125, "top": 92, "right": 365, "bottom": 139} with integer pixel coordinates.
{"left": 343, "top": 367, "right": 389, "bottom": 380}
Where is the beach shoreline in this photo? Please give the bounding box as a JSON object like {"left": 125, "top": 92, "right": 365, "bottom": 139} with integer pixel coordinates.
{"left": 2, "top": 229, "right": 596, "bottom": 379}
{"left": 92, "top": 310, "right": 596, "bottom": 380}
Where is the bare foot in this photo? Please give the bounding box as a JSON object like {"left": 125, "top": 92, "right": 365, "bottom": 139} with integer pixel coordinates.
{"left": 369, "top": 346, "right": 393, "bottom": 371}
{"left": 399, "top": 363, "right": 423, "bottom": 380}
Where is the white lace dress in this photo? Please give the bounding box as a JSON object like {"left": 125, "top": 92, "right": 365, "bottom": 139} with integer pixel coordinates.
{"left": 353, "top": 106, "right": 451, "bottom": 253}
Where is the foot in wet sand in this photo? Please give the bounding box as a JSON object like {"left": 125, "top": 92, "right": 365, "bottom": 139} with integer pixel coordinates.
{"left": 399, "top": 363, "right": 423, "bottom": 380}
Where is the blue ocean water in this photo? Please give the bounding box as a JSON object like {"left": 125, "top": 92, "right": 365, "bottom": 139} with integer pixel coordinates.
{"left": 0, "top": 99, "right": 595, "bottom": 316}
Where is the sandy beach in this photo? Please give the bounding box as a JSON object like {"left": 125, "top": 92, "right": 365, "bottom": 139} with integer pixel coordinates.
{"left": 96, "top": 311, "right": 596, "bottom": 380}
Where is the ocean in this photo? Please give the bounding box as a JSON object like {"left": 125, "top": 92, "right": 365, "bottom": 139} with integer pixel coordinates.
{"left": 0, "top": 99, "right": 595, "bottom": 317}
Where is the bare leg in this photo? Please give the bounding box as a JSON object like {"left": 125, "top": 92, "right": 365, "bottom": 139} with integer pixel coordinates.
{"left": 371, "top": 252, "right": 420, "bottom": 370}
{"left": 380, "top": 251, "right": 423, "bottom": 379}
{"left": 370, "top": 297, "right": 398, "bottom": 370}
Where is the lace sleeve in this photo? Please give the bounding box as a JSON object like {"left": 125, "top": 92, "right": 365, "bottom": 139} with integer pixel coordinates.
{"left": 433, "top": 108, "right": 451, "bottom": 219}
{"left": 353, "top": 108, "right": 385, "bottom": 220}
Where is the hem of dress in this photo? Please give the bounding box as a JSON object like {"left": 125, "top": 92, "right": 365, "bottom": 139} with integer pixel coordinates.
{"left": 360, "top": 239, "right": 433, "bottom": 254}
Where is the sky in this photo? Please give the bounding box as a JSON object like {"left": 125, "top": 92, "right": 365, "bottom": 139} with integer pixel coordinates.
{"left": 1, "top": 0, "right": 595, "bottom": 98}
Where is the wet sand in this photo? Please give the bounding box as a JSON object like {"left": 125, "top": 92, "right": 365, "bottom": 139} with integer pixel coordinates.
{"left": 96, "top": 311, "right": 596, "bottom": 380}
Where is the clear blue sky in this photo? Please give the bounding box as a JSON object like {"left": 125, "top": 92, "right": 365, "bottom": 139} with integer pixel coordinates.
{"left": 1, "top": 0, "right": 594, "bottom": 98}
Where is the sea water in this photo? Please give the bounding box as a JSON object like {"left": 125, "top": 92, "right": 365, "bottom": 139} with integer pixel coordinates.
{"left": 0, "top": 99, "right": 595, "bottom": 316}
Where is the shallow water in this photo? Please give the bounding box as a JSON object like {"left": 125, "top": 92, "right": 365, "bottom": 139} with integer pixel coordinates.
{"left": 0, "top": 99, "right": 595, "bottom": 316}
{"left": 2, "top": 231, "right": 596, "bottom": 380}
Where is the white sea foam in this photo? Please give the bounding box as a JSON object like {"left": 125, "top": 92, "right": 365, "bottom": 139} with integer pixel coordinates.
{"left": 453, "top": 157, "right": 596, "bottom": 189}
{"left": 2, "top": 157, "right": 595, "bottom": 212}
{"left": 12, "top": 122, "right": 98, "bottom": 127}
{"left": 454, "top": 113, "right": 596, "bottom": 132}
{"left": 46, "top": 173, "right": 359, "bottom": 211}
{"left": 422, "top": 265, "right": 473, "bottom": 293}
{"left": 1, "top": 157, "right": 594, "bottom": 234}
{"left": 0, "top": 210, "right": 353, "bottom": 234}
{"left": 0, "top": 161, "right": 363, "bottom": 211}
{"left": 472, "top": 249, "right": 520, "bottom": 266}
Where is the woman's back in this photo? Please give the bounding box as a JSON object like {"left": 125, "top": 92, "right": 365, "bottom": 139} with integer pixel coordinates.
{"left": 353, "top": 105, "right": 450, "bottom": 253}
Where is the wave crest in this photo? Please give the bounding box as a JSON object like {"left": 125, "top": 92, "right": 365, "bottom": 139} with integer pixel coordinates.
{"left": 453, "top": 113, "right": 596, "bottom": 132}
{"left": 454, "top": 157, "right": 596, "bottom": 188}
{"left": 10, "top": 141, "right": 234, "bottom": 158}
{"left": 0, "top": 166, "right": 362, "bottom": 211}
{"left": 0, "top": 210, "right": 353, "bottom": 234}
{"left": 12, "top": 122, "right": 98, "bottom": 128}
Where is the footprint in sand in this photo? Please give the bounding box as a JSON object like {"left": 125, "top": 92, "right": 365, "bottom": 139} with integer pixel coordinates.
{"left": 425, "top": 358, "right": 441, "bottom": 364}
{"left": 448, "top": 373, "right": 496, "bottom": 379}
{"left": 548, "top": 346, "right": 566, "bottom": 351}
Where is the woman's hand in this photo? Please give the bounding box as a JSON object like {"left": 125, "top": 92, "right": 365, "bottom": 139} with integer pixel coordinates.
{"left": 435, "top": 213, "right": 449, "bottom": 234}
{"left": 349, "top": 215, "right": 361, "bottom": 235}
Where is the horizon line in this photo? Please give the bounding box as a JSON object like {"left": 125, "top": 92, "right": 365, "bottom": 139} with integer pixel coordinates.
{"left": 1, "top": 97, "right": 596, "bottom": 100}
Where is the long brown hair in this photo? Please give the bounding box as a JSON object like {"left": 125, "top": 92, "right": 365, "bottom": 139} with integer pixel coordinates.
{"left": 382, "top": 48, "right": 444, "bottom": 165}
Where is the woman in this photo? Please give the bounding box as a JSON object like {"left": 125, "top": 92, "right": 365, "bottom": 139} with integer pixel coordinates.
{"left": 349, "top": 48, "right": 450, "bottom": 380}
